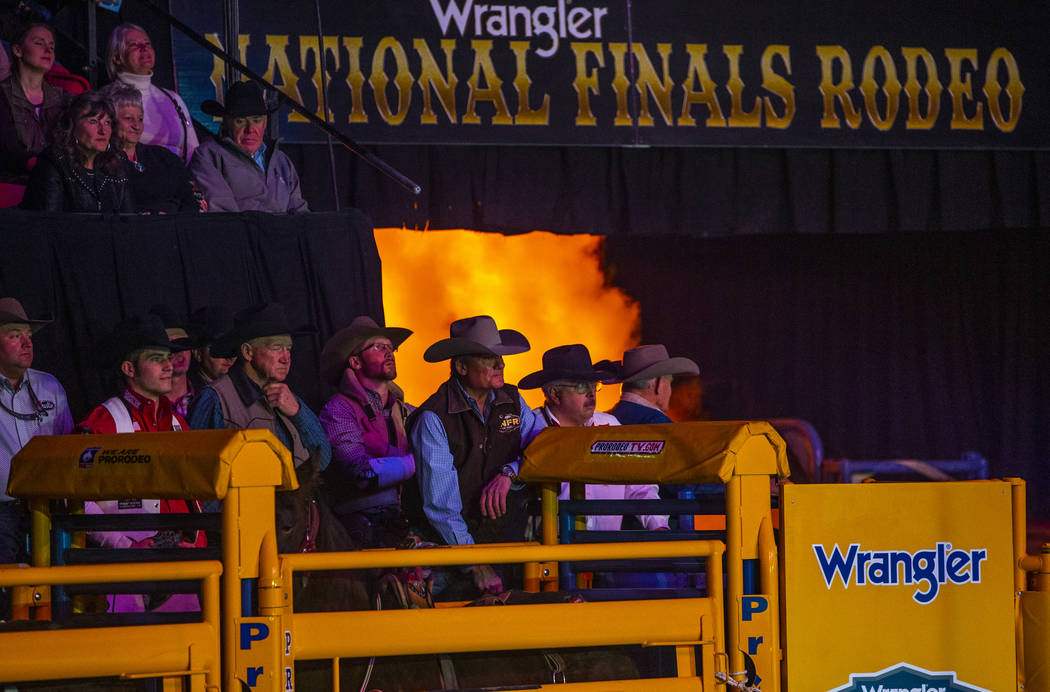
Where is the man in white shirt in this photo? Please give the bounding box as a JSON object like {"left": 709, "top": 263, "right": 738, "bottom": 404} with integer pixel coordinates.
{"left": 106, "top": 23, "right": 198, "bottom": 163}
{"left": 519, "top": 344, "right": 668, "bottom": 532}
{"left": 0, "top": 298, "right": 73, "bottom": 569}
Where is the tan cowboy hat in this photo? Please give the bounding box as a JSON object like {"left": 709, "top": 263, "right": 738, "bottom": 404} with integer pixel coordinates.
{"left": 0, "top": 297, "right": 51, "bottom": 333}
{"left": 423, "top": 315, "right": 529, "bottom": 362}
{"left": 620, "top": 344, "right": 699, "bottom": 382}
{"left": 320, "top": 316, "right": 412, "bottom": 384}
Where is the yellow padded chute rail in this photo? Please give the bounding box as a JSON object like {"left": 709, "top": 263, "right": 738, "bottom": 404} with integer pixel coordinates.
{"left": 7, "top": 429, "right": 298, "bottom": 500}
{"left": 519, "top": 420, "right": 789, "bottom": 484}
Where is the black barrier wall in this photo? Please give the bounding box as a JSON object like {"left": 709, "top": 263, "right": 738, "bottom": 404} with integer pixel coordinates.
{"left": 0, "top": 209, "right": 383, "bottom": 419}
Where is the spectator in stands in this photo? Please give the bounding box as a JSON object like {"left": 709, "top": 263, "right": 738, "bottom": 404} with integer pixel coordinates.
{"left": 409, "top": 315, "right": 538, "bottom": 597}
{"left": 105, "top": 23, "right": 197, "bottom": 163}
{"left": 520, "top": 344, "right": 669, "bottom": 532}
{"left": 609, "top": 344, "right": 699, "bottom": 425}
{"left": 319, "top": 316, "right": 414, "bottom": 548}
{"left": 189, "top": 81, "right": 309, "bottom": 213}
{"left": 0, "top": 298, "right": 73, "bottom": 569}
{"left": 148, "top": 306, "right": 195, "bottom": 418}
{"left": 22, "top": 90, "right": 132, "bottom": 212}
{"left": 186, "top": 305, "right": 235, "bottom": 395}
{"left": 103, "top": 83, "right": 197, "bottom": 214}
{"left": 188, "top": 302, "right": 329, "bottom": 471}
{"left": 0, "top": 23, "right": 72, "bottom": 184}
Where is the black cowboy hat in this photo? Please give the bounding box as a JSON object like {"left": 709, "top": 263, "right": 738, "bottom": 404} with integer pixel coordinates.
{"left": 201, "top": 81, "right": 277, "bottom": 119}
{"left": 209, "top": 302, "right": 314, "bottom": 359}
{"left": 97, "top": 314, "right": 191, "bottom": 367}
{"left": 319, "top": 315, "right": 412, "bottom": 385}
{"left": 186, "top": 305, "right": 235, "bottom": 346}
{"left": 517, "top": 344, "right": 613, "bottom": 390}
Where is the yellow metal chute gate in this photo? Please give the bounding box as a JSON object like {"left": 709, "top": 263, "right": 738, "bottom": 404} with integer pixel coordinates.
{"left": 2, "top": 429, "right": 298, "bottom": 691}
{"left": 521, "top": 420, "right": 790, "bottom": 691}
{"left": 1, "top": 422, "right": 788, "bottom": 691}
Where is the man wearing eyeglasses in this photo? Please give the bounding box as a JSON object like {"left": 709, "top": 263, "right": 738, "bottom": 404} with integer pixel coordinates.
{"left": 520, "top": 344, "right": 668, "bottom": 533}
{"left": 0, "top": 298, "right": 73, "bottom": 572}
{"left": 188, "top": 303, "right": 329, "bottom": 472}
{"left": 408, "top": 315, "right": 540, "bottom": 598}
{"left": 318, "top": 316, "right": 415, "bottom": 548}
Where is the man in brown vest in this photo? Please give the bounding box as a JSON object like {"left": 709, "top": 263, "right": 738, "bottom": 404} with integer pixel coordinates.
{"left": 408, "top": 315, "right": 541, "bottom": 597}
{"left": 188, "top": 302, "right": 330, "bottom": 472}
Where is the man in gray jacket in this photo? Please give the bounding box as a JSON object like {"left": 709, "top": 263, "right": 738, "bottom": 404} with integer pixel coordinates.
{"left": 189, "top": 81, "right": 309, "bottom": 213}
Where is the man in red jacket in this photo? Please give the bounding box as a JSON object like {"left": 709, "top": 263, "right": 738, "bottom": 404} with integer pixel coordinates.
{"left": 79, "top": 314, "right": 205, "bottom": 612}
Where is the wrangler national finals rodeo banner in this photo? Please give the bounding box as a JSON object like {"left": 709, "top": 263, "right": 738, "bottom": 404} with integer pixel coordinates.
{"left": 169, "top": 0, "right": 1047, "bottom": 148}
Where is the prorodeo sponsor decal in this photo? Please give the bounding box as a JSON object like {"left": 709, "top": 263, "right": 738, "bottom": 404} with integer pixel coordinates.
{"left": 589, "top": 440, "right": 665, "bottom": 455}
{"left": 814, "top": 542, "right": 987, "bottom": 605}
{"left": 78, "top": 447, "right": 153, "bottom": 466}
{"left": 827, "top": 661, "right": 990, "bottom": 692}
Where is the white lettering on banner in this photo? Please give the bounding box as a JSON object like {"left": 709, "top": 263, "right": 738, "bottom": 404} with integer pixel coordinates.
{"left": 813, "top": 542, "right": 987, "bottom": 604}
{"left": 429, "top": 0, "right": 609, "bottom": 57}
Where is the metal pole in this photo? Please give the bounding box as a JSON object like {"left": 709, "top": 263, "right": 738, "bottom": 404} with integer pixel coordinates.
{"left": 87, "top": 1, "right": 98, "bottom": 86}
{"left": 223, "top": 0, "right": 240, "bottom": 88}
{"left": 313, "top": 0, "right": 341, "bottom": 211}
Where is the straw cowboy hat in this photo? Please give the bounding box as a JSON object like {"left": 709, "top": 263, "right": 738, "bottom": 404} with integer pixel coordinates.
{"left": 620, "top": 344, "right": 699, "bottom": 382}
{"left": 320, "top": 315, "right": 412, "bottom": 384}
{"left": 201, "top": 81, "right": 278, "bottom": 119}
{"left": 517, "top": 344, "right": 612, "bottom": 390}
{"left": 0, "top": 297, "right": 51, "bottom": 332}
{"left": 423, "top": 315, "right": 529, "bottom": 362}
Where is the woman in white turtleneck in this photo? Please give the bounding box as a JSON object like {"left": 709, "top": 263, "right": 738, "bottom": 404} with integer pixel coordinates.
{"left": 105, "top": 23, "right": 198, "bottom": 164}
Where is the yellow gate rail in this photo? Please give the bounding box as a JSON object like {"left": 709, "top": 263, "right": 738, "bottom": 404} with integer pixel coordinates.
{"left": 0, "top": 560, "right": 222, "bottom": 690}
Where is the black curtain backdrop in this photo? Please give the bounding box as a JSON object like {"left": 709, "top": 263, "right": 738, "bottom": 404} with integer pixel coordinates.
{"left": 603, "top": 231, "right": 1050, "bottom": 517}
{"left": 288, "top": 144, "right": 1050, "bottom": 236}
{"left": 0, "top": 209, "right": 383, "bottom": 421}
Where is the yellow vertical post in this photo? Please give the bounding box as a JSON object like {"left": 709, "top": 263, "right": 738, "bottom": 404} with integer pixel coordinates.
{"left": 1010, "top": 477, "right": 1027, "bottom": 691}
{"left": 539, "top": 483, "right": 559, "bottom": 592}
{"left": 222, "top": 485, "right": 242, "bottom": 692}
{"left": 725, "top": 475, "right": 744, "bottom": 681}
{"left": 29, "top": 499, "right": 50, "bottom": 620}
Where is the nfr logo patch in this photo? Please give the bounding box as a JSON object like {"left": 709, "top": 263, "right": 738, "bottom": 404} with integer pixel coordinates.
{"left": 497, "top": 413, "right": 520, "bottom": 433}
{"left": 828, "top": 662, "right": 990, "bottom": 692}
{"left": 79, "top": 447, "right": 100, "bottom": 469}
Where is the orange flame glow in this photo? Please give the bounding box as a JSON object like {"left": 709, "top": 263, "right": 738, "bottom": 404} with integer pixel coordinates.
{"left": 374, "top": 229, "right": 640, "bottom": 412}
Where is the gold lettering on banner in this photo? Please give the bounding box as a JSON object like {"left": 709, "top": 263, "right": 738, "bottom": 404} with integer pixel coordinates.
{"left": 724, "top": 45, "right": 761, "bottom": 127}
{"left": 632, "top": 42, "right": 674, "bottom": 126}
{"left": 945, "top": 48, "right": 983, "bottom": 130}
{"left": 901, "top": 47, "right": 942, "bottom": 130}
{"left": 571, "top": 42, "right": 604, "bottom": 126}
{"left": 463, "top": 40, "right": 514, "bottom": 125}
{"left": 983, "top": 48, "right": 1023, "bottom": 132}
{"left": 262, "top": 35, "right": 303, "bottom": 122}
{"left": 761, "top": 44, "right": 794, "bottom": 128}
{"left": 860, "top": 46, "right": 901, "bottom": 131}
{"left": 205, "top": 33, "right": 251, "bottom": 121}
{"left": 370, "top": 37, "right": 414, "bottom": 125}
{"left": 606, "top": 43, "right": 633, "bottom": 126}
{"left": 415, "top": 38, "right": 458, "bottom": 125}
{"left": 298, "top": 36, "right": 341, "bottom": 120}
{"left": 679, "top": 44, "right": 726, "bottom": 127}
{"left": 510, "top": 41, "right": 550, "bottom": 124}
{"left": 817, "top": 45, "right": 862, "bottom": 129}
{"left": 342, "top": 37, "right": 368, "bottom": 124}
